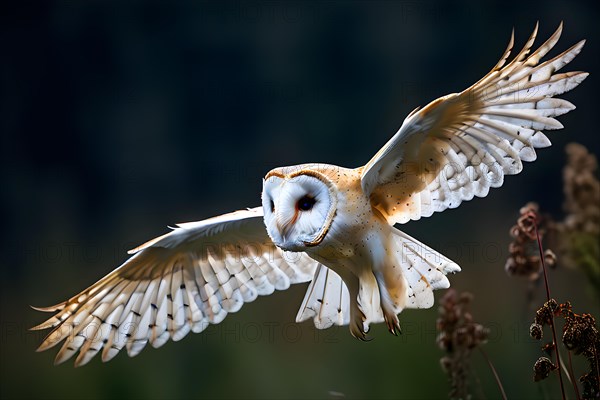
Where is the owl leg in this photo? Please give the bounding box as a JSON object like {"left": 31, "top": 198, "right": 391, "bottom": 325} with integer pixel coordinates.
{"left": 333, "top": 269, "right": 368, "bottom": 340}
{"left": 373, "top": 270, "right": 403, "bottom": 336}
{"left": 348, "top": 277, "right": 370, "bottom": 341}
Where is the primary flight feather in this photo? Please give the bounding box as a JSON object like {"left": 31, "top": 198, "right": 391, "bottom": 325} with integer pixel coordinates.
{"left": 33, "top": 23, "right": 587, "bottom": 366}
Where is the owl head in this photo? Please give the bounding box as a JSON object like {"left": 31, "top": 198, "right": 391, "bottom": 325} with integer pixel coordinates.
{"left": 262, "top": 165, "right": 338, "bottom": 252}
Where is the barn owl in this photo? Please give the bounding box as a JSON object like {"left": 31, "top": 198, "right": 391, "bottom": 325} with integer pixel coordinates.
{"left": 33, "top": 23, "right": 587, "bottom": 367}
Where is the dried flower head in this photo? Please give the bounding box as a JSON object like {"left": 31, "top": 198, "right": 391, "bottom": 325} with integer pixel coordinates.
{"left": 541, "top": 342, "right": 555, "bottom": 356}
{"left": 544, "top": 249, "right": 557, "bottom": 268}
{"left": 505, "top": 202, "right": 549, "bottom": 280}
{"left": 562, "top": 143, "right": 600, "bottom": 235}
{"left": 533, "top": 299, "right": 559, "bottom": 327}
{"left": 530, "top": 323, "right": 543, "bottom": 340}
{"left": 552, "top": 143, "right": 600, "bottom": 298}
{"left": 534, "top": 356, "right": 557, "bottom": 382}
{"left": 561, "top": 303, "right": 599, "bottom": 354}
{"left": 518, "top": 203, "right": 540, "bottom": 240}
{"left": 437, "top": 289, "right": 489, "bottom": 399}
{"left": 530, "top": 300, "right": 600, "bottom": 396}
{"left": 560, "top": 302, "right": 600, "bottom": 398}
{"left": 508, "top": 145, "right": 600, "bottom": 396}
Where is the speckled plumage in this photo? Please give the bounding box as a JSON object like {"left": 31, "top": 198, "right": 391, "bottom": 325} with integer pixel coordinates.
{"left": 33, "top": 23, "right": 587, "bottom": 365}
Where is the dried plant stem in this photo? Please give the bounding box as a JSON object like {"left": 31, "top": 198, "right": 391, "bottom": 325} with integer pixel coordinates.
{"left": 534, "top": 223, "right": 566, "bottom": 400}
{"left": 594, "top": 341, "right": 600, "bottom": 396}
{"left": 478, "top": 348, "right": 507, "bottom": 400}
{"left": 566, "top": 350, "right": 582, "bottom": 400}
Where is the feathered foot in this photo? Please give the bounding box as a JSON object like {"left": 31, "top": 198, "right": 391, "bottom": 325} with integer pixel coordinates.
{"left": 349, "top": 307, "right": 370, "bottom": 341}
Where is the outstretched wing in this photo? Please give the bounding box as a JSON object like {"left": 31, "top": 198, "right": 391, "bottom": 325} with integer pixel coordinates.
{"left": 361, "top": 23, "right": 587, "bottom": 225}
{"left": 31, "top": 207, "right": 318, "bottom": 367}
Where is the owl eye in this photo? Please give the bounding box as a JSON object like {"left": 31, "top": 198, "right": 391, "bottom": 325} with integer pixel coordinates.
{"left": 297, "top": 195, "right": 316, "bottom": 211}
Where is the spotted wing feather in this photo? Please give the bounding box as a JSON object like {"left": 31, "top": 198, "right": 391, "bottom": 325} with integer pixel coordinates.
{"left": 32, "top": 207, "right": 318, "bottom": 367}
{"left": 361, "top": 23, "right": 587, "bottom": 225}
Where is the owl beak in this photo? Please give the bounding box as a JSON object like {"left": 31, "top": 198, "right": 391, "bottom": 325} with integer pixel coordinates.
{"left": 276, "top": 219, "right": 286, "bottom": 241}
{"left": 276, "top": 218, "right": 290, "bottom": 243}
{"left": 275, "top": 210, "right": 299, "bottom": 244}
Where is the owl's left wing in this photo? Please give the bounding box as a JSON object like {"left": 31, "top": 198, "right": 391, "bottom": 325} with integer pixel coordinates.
{"left": 361, "top": 23, "right": 587, "bottom": 225}
{"left": 31, "top": 207, "right": 318, "bottom": 367}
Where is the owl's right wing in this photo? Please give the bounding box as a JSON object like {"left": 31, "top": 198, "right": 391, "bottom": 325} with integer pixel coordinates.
{"left": 360, "top": 23, "right": 587, "bottom": 225}
{"left": 31, "top": 207, "right": 318, "bottom": 367}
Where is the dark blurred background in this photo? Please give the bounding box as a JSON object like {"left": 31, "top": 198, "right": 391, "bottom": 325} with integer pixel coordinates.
{"left": 1, "top": 0, "right": 599, "bottom": 399}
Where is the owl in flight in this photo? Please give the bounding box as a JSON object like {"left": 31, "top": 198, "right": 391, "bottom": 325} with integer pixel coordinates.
{"left": 33, "top": 23, "right": 587, "bottom": 366}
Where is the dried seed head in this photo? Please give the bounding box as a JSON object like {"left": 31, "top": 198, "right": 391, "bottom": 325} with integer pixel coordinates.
{"left": 541, "top": 342, "right": 555, "bottom": 356}
{"left": 440, "top": 356, "right": 452, "bottom": 373}
{"left": 562, "top": 311, "right": 599, "bottom": 355}
{"left": 530, "top": 323, "right": 543, "bottom": 340}
{"left": 535, "top": 299, "right": 559, "bottom": 326}
{"left": 505, "top": 202, "right": 549, "bottom": 280}
{"left": 581, "top": 370, "right": 600, "bottom": 399}
{"left": 437, "top": 289, "right": 490, "bottom": 399}
{"left": 543, "top": 249, "right": 557, "bottom": 268}
{"left": 555, "top": 144, "right": 600, "bottom": 272}
{"left": 530, "top": 299, "right": 600, "bottom": 397}
{"left": 533, "top": 357, "right": 556, "bottom": 382}
{"left": 562, "top": 143, "right": 600, "bottom": 235}
{"left": 517, "top": 203, "right": 540, "bottom": 240}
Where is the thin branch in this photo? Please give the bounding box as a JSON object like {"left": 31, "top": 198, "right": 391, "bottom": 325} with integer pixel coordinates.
{"left": 479, "top": 347, "right": 508, "bottom": 400}
{"left": 559, "top": 353, "right": 573, "bottom": 385}
{"left": 566, "top": 350, "right": 582, "bottom": 400}
{"left": 594, "top": 341, "right": 600, "bottom": 396}
{"left": 534, "top": 222, "right": 566, "bottom": 400}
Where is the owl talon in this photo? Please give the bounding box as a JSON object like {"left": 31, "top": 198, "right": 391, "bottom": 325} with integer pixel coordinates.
{"left": 350, "top": 323, "right": 366, "bottom": 340}
{"left": 350, "top": 325, "right": 372, "bottom": 341}
{"left": 349, "top": 307, "right": 369, "bottom": 340}
{"left": 384, "top": 313, "right": 401, "bottom": 336}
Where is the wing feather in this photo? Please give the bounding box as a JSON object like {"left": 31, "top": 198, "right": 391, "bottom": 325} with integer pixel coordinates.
{"left": 32, "top": 207, "right": 319, "bottom": 366}
{"left": 361, "top": 24, "right": 587, "bottom": 224}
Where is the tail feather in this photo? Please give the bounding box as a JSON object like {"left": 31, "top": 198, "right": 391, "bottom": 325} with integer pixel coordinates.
{"left": 298, "top": 229, "right": 460, "bottom": 333}
{"left": 392, "top": 228, "right": 460, "bottom": 309}
{"left": 296, "top": 264, "right": 350, "bottom": 329}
